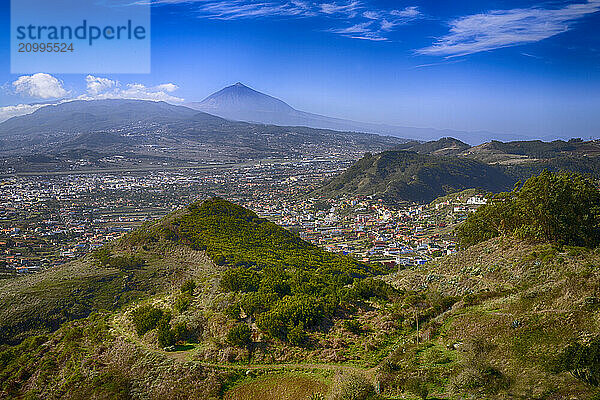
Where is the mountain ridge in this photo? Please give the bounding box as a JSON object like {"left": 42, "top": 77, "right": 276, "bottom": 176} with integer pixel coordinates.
{"left": 313, "top": 150, "right": 516, "bottom": 204}
{"left": 0, "top": 98, "right": 407, "bottom": 161}
{"left": 187, "top": 83, "right": 550, "bottom": 144}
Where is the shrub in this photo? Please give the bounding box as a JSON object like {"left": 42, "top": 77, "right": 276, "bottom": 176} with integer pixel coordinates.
{"left": 456, "top": 171, "right": 600, "bottom": 248}
{"left": 174, "top": 294, "right": 191, "bottom": 313}
{"left": 213, "top": 255, "right": 227, "bottom": 266}
{"left": 93, "top": 249, "right": 145, "bottom": 270}
{"left": 450, "top": 365, "right": 509, "bottom": 395}
{"left": 158, "top": 321, "right": 190, "bottom": 348}
{"left": 350, "top": 278, "right": 398, "bottom": 301}
{"left": 257, "top": 295, "right": 324, "bottom": 340}
{"left": 157, "top": 321, "right": 175, "bottom": 348}
{"left": 227, "top": 324, "right": 252, "bottom": 348}
{"left": 287, "top": 323, "right": 308, "bottom": 346}
{"left": 181, "top": 279, "right": 196, "bottom": 296}
{"left": 404, "top": 376, "right": 429, "bottom": 400}
{"left": 220, "top": 266, "right": 260, "bottom": 293}
{"left": 554, "top": 337, "right": 600, "bottom": 386}
{"left": 329, "top": 372, "right": 377, "bottom": 400}
{"left": 130, "top": 306, "right": 170, "bottom": 337}
{"left": 343, "top": 319, "right": 363, "bottom": 334}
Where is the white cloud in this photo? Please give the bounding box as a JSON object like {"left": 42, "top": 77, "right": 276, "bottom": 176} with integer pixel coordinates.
{"left": 142, "top": 0, "right": 421, "bottom": 41}
{"left": 0, "top": 75, "right": 183, "bottom": 122}
{"left": 12, "top": 73, "right": 68, "bottom": 99}
{"left": 86, "top": 75, "right": 117, "bottom": 95}
{"left": 0, "top": 104, "right": 50, "bottom": 123}
{"left": 80, "top": 75, "right": 184, "bottom": 102}
{"left": 391, "top": 6, "right": 419, "bottom": 18}
{"left": 419, "top": 0, "right": 600, "bottom": 57}
{"left": 320, "top": 1, "right": 359, "bottom": 17}
{"left": 330, "top": 5, "right": 421, "bottom": 41}
{"left": 155, "top": 83, "right": 179, "bottom": 92}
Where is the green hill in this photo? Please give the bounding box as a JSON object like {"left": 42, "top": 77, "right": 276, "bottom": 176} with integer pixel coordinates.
{"left": 0, "top": 198, "right": 380, "bottom": 346}
{"left": 313, "top": 150, "right": 515, "bottom": 204}
{"left": 400, "top": 137, "right": 471, "bottom": 156}
{"left": 0, "top": 198, "right": 398, "bottom": 399}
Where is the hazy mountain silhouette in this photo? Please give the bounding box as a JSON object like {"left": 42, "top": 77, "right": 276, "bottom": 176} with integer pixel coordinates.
{"left": 187, "top": 83, "right": 533, "bottom": 144}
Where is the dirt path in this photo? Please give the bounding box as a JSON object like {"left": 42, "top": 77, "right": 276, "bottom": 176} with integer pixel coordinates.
{"left": 109, "top": 313, "right": 375, "bottom": 374}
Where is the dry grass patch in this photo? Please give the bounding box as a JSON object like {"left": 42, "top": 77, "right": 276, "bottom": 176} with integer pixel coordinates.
{"left": 225, "top": 372, "right": 329, "bottom": 400}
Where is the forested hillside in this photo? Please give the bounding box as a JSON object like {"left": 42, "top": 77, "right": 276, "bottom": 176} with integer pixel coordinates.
{"left": 313, "top": 150, "right": 515, "bottom": 204}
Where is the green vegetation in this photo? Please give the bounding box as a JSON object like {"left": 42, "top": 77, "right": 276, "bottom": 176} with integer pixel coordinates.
{"left": 227, "top": 324, "right": 252, "bottom": 348}
{"left": 314, "top": 150, "right": 514, "bottom": 204}
{"left": 131, "top": 305, "right": 170, "bottom": 336}
{"left": 224, "top": 373, "right": 329, "bottom": 400}
{"left": 181, "top": 279, "right": 197, "bottom": 295}
{"left": 456, "top": 171, "right": 600, "bottom": 248}
{"left": 157, "top": 320, "right": 190, "bottom": 348}
{"left": 329, "top": 372, "right": 381, "bottom": 400}
{"left": 174, "top": 198, "right": 378, "bottom": 277}
{"left": 0, "top": 313, "right": 230, "bottom": 399}
{"left": 4, "top": 189, "right": 600, "bottom": 399}
{"left": 554, "top": 337, "right": 600, "bottom": 387}
{"left": 93, "top": 248, "right": 145, "bottom": 269}
{"left": 159, "top": 198, "right": 394, "bottom": 343}
{"left": 129, "top": 304, "right": 191, "bottom": 348}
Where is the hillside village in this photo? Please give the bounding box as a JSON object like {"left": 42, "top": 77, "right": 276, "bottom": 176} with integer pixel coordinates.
{"left": 253, "top": 191, "right": 487, "bottom": 267}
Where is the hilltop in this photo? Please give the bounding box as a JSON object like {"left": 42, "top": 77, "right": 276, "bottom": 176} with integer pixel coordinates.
{"left": 0, "top": 198, "right": 378, "bottom": 345}
{"left": 186, "top": 83, "right": 529, "bottom": 144}
{"left": 0, "top": 198, "right": 401, "bottom": 398}
{"left": 313, "top": 138, "right": 600, "bottom": 205}
{"left": 398, "top": 137, "right": 471, "bottom": 157}
{"left": 313, "top": 150, "right": 515, "bottom": 204}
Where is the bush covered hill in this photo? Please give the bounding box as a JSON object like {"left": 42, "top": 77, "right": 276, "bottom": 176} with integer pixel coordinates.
{"left": 313, "top": 138, "right": 600, "bottom": 205}
{"left": 312, "top": 150, "right": 515, "bottom": 204}
{"left": 0, "top": 198, "right": 381, "bottom": 345}
{"left": 2, "top": 175, "right": 600, "bottom": 399}
{"left": 464, "top": 138, "right": 600, "bottom": 162}
{"left": 396, "top": 137, "right": 471, "bottom": 157}
{"left": 0, "top": 198, "right": 399, "bottom": 398}
{"left": 462, "top": 139, "right": 600, "bottom": 180}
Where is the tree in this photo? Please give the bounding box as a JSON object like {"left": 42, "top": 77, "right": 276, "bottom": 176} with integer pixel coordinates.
{"left": 329, "top": 372, "right": 376, "bottom": 400}
{"left": 130, "top": 306, "right": 169, "bottom": 337}
{"left": 456, "top": 171, "right": 600, "bottom": 248}
{"left": 220, "top": 266, "right": 260, "bottom": 293}
{"left": 227, "top": 324, "right": 252, "bottom": 348}
{"left": 287, "top": 323, "right": 308, "bottom": 346}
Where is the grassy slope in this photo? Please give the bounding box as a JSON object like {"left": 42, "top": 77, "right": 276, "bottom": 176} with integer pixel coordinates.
{"left": 0, "top": 313, "right": 233, "bottom": 399}
{"left": 382, "top": 237, "right": 600, "bottom": 398}
{"left": 0, "top": 215, "right": 217, "bottom": 345}
{"left": 225, "top": 372, "right": 330, "bottom": 400}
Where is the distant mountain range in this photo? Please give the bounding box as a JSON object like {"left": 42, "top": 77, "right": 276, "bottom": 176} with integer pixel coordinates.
{"left": 0, "top": 99, "right": 406, "bottom": 166}
{"left": 313, "top": 137, "right": 600, "bottom": 204}
{"left": 0, "top": 99, "right": 222, "bottom": 137}
{"left": 187, "top": 83, "right": 539, "bottom": 145}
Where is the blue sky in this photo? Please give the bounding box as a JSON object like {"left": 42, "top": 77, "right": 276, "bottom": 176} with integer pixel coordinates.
{"left": 1, "top": 0, "right": 599, "bottom": 138}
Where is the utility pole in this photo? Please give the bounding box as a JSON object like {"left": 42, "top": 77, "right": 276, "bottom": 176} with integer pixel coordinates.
{"left": 415, "top": 310, "right": 419, "bottom": 344}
